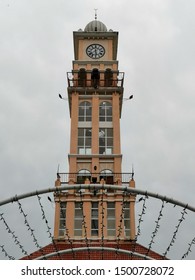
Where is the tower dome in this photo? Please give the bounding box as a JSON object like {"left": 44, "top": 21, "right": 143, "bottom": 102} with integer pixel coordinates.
{"left": 84, "top": 20, "right": 107, "bottom": 32}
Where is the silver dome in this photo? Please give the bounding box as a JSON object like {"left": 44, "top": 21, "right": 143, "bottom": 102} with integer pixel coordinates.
{"left": 84, "top": 20, "right": 107, "bottom": 32}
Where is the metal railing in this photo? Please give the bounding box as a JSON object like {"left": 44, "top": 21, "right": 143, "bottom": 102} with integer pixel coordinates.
{"left": 67, "top": 72, "right": 124, "bottom": 88}
{"left": 57, "top": 172, "right": 133, "bottom": 184}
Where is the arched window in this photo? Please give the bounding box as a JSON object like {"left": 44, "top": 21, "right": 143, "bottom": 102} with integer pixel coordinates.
{"left": 91, "top": 68, "right": 100, "bottom": 88}
{"left": 77, "top": 169, "right": 91, "bottom": 184}
{"left": 78, "top": 68, "right": 86, "bottom": 87}
{"left": 104, "top": 68, "right": 113, "bottom": 87}
{"left": 100, "top": 169, "right": 113, "bottom": 184}
{"left": 79, "top": 101, "right": 92, "bottom": 121}
{"left": 99, "top": 101, "right": 112, "bottom": 122}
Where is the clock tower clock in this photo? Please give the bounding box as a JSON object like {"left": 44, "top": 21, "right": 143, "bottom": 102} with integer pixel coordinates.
{"left": 54, "top": 17, "right": 136, "bottom": 258}
{"left": 86, "top": 44, "right": 105, "bottom": 59}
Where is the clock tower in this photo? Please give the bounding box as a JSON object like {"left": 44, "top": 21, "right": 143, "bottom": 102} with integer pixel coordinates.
{"left": 20, "top": 17, "right": 165, "bottom": 261}
{"left": 53, "top": 17, "right": 136, "bottom": 258}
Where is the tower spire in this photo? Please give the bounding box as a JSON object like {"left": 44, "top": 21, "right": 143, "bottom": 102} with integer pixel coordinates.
{"left": 94, "top": 8, "right": 98, "bottom": 20}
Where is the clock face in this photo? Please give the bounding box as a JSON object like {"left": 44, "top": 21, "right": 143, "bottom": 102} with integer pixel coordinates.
{"left": 86, "top": 44, "right": 105, "bottom": 59}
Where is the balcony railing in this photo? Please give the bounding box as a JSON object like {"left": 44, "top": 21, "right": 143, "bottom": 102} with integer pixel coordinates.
{"left": 57, "top": 172, "right": 133, "bottom": 185}
{"left": 67, "top": 72, "right": 124, "bottom": 89}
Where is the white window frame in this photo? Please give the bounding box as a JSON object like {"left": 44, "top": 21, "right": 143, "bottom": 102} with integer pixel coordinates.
{"left": 99, "top": 101, "right": 112, "bottom": 122}
{"left": 59, "top": 202, "right": 66, "bottom": 236}
{"left": 78, "top": 101, "right": 92, "bottom": 122}
{"left": 74, "top": 202, "right": 83, "bottom": 237}
{"left": 99, "top": 128, "right": 113, "bottom": 155}
{"left": 91, "top": 202, "right": 99, "bottom": 237}
{"left": 107, "top": 202, "right": 115, "bottom": 237}
{"left": 78, "top": 128, "right": 92, "bottom": 155}
{"left": 124, "top": 202, "right": 130, "bottom": 238}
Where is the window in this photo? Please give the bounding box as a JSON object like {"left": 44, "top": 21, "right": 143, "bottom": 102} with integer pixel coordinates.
{"left": 91, "top": 68, "right": 100, "bottom": 88}
{"left": 100, "top": 169, "right": 114, "bottom": 184}
{"left": 59, "top": 202, "right": 66, "bottom": 236}
{"left": 74, "top": 202, "right": 83, "bottom": 237}
{"left": 99, "top": 101, "right": 112, "bottom": 122}
{"left": 78, "top": 128, "right": 92, "bottom": 154}
{"left": 124, "top": 202, "right": 130, "bottom": 238}
{"left": 77, "top": 169, "right": 91, "bottom": 184}
{"left": 91, "top": 202, "right": 99, "bottom": 236}
{"left": 78, "top": 68, "right": 86, "bottom": 87}
{"left": 104, "top": 69, "right": 113, "bottom": 87}
{"left": 107, "top": 202, "right": 115, "bottom": 237}
{"left": 79, "top": 101, "right": 92, "bottom": 122}
{"left": 99, "top": 128, "right": 113, "bottom": 154}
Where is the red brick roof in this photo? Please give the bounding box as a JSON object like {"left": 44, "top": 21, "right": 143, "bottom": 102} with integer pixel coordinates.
{"left": 21, "top": 241, "right": 166, "bottom": 260}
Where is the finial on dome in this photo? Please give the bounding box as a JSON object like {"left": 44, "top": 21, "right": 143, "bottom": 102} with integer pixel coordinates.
{"left": 94, "top": 8, "right": 98, "bottom": 20}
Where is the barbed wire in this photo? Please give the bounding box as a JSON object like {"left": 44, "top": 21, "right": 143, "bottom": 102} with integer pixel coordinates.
{"left": 145, "top": 200, "right": 165, "bottom": 258}
{"left": 0, "top": 245, "right": 15, "bottom": 260}
{"left": 116, "top": 188, "right": 128, "bottom": 257}
{"left": 136, "top": 195, "right": 148, "bottom": 240}
{"left": 16, "top": 199, "right": 47, "bottom": 260}
{"left": 37, "top": 195, "right": 52, "bottom": 239}
{"left": 0, "top": 212, "right": 30, "bottom": 259}
{"left": 100, "top": 184, "right": 105, "bottom": 260}
{"left": 181, "top": 236, "right": 195, "bottom": 259}
{"left": 37, "top": 194, "right": 61, "bottom": 260}
{"left": 57, "top": 194, "right": 75, "bottom": 259}
{"left": 130, "top": 194, "right": 148, "bottom": 258}
{"left": 79, "top": 186, "right": 90, "bottom": 259}
{"left": 163, "top": 206, "right": 188, "bottom": 258}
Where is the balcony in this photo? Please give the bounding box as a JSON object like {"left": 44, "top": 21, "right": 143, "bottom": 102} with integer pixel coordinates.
{"left": 57, "top": 172, "right": 133, "bottom": 185}
{"left": 67, "top": 71, "right": 124, "bottom": 90}
{"left": 66, "top": 70, "right": 124, "bottom": 116}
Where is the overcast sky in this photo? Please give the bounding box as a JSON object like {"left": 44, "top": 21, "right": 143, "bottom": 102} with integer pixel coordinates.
{"left": 0, "top": 0, "right": 195, "bottom": 259}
